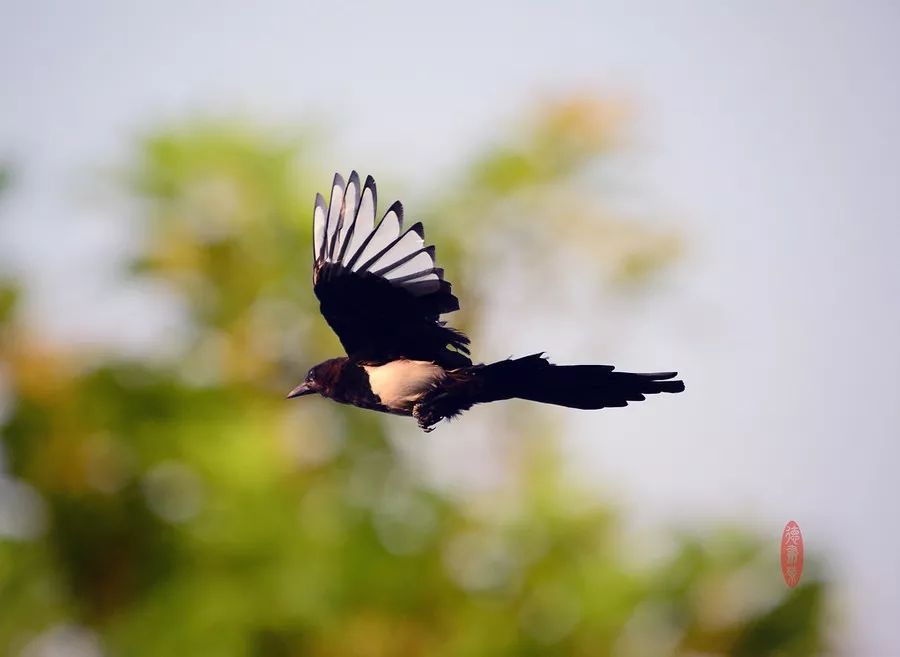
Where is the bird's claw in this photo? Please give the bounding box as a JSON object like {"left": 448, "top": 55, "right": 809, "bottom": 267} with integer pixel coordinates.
{"left": 413, "top": 403, "right": 440, "bottom": 433}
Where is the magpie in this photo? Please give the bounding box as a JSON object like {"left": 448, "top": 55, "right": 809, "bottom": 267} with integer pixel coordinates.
{"left": 288, "top": 172, "right": 685, "bottom": 432}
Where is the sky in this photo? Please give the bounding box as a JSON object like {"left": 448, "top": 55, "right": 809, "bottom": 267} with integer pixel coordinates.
{"left": 2, "top": 1, "right": 899, "bottom": 654}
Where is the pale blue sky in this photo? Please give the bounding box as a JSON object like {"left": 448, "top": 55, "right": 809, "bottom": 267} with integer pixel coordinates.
{"left": 2, "top": 2, "right": 899, "bottom": 654}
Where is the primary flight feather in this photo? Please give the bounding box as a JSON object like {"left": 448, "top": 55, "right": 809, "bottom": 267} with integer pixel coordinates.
{"left": 289, "top": 172, "right": 684, "bottom": 432}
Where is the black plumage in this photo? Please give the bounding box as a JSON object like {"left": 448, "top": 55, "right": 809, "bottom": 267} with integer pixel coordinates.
{"left": 288, "top": 172, "right": 685, "bottom": 432}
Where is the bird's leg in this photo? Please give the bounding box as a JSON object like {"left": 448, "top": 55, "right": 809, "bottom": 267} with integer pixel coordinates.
{"left": 413, "top": 386, "right": 468, "bottom": 433}
{"left": 413, "top": 386, "right": 451, "bottom": 432}
{"left": 412, "top": 401, "right": 439, "bottom": 432}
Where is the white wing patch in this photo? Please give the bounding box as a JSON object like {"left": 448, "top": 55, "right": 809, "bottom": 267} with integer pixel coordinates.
{"left": 369, "top": 226, "right": 424, "bottom": 274}
{"left": 312, "top": 193, "right": 327, "bottom": 260}
{"left": 341, "top": 177, "right": 376, "bottom": 265}
{"left": 323, "top": 173, "right": 345, "bottom": 261}
{"left": 351, "top": 203, "right": 402, "bottom": 270}
{"left": 314, "top": 172, "right": 444, "bottom": 297}
{"left": 383, "top": 250, "right": 432, "bottom": 277}
{"left": 331, "top": 171, "right": 359, "bottom": 261}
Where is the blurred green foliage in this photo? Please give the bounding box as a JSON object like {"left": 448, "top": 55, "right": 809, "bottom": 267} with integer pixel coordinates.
{"left": 0, "top": 98, "right": 828, "bottom": 656}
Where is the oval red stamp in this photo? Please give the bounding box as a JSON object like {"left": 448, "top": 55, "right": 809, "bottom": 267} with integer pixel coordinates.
{"left": 780, "top": 520, "right": 804, "bottom": 588}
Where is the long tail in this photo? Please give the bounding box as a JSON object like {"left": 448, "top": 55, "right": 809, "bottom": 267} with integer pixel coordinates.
{"left": 465, "top": 353, "right": 684, "bottom": 409}
{"left": 414, "top": 353, "right": 684, "bottom": 430}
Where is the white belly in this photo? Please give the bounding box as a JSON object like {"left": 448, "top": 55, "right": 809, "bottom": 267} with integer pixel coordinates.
{"left": 363, "top": 360, "right": 446, "bottom": 411}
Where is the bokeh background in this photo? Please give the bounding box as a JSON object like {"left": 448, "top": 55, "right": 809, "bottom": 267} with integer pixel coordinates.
{"left": 1, "top": 2, "right": 898, "bottom": 656}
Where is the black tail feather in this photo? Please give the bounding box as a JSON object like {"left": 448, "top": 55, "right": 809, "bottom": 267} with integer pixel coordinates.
{"left": 469, "top": 353, "right": 684, "bottom": 409}
{"left": 413, "top": 353, "right": 684, "bottom": 431}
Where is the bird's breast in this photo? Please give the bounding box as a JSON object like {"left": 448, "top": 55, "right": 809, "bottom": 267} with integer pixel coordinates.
{"left": 362, "top": 360, "right": 446, "bottom": 412}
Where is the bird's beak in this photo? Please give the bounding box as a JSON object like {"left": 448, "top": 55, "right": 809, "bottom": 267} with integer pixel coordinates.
{"left": 286, "top": 382, "right": 317, "bottom": 399}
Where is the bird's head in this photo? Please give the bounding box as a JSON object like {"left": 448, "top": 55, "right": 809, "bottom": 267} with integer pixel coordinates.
{"left": 286, "top": 358, "right": 343, "bottom": 399}
{"left": 286, "top": 365, "right": 324, "bottom": 399}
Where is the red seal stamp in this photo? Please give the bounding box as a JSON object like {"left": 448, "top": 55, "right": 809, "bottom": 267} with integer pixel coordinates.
{"left": 780, "top": 520, "right": 804, "bottom": 588}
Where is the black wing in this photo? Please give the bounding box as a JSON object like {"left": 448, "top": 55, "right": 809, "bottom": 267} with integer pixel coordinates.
{"left": 312, "top": 172, "right": 471, "bottom": 368}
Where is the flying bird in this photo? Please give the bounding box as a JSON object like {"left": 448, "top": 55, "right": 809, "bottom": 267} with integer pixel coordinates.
{"left": 288, "top": 172, "right": 684, "bottom": 431}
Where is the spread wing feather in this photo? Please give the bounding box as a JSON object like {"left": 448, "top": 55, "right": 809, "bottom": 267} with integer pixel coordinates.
{"left": 312, "top": 172, "right": 470, "bottom": 368}
{"left": 339, "top": 175, "right": 377, "bottom": 265}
